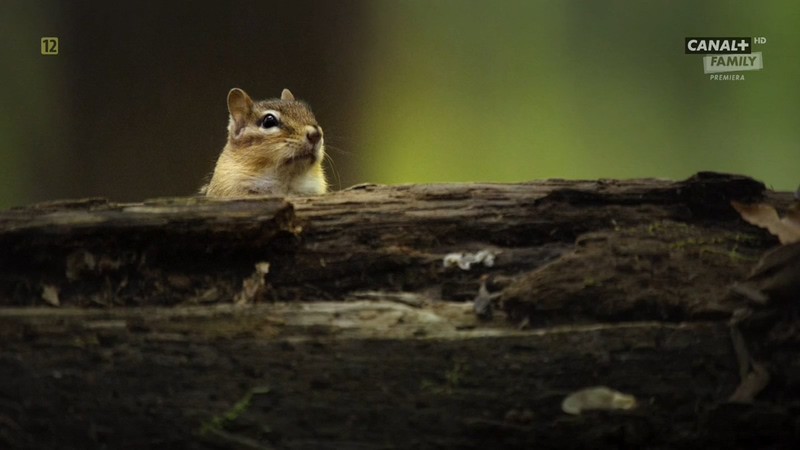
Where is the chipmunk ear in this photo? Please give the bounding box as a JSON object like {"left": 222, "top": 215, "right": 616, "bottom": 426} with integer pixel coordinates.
{"left": 281, "top": 88, "right": 295, "bottom": 101}
{"left": 227, "top": 88, "right": 254, "bottom": 138}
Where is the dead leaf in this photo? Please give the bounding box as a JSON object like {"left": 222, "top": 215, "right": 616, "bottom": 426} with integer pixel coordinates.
{"left": 785, "top": 206, "right": 800, "bottom": 230}
{"left": 41, "top": 285, "right": 60, "bottom": 306}
{"left": 731, "top": 201, "right": 800, "bottom": 245}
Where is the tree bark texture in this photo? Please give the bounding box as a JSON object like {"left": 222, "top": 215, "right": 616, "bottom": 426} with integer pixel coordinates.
{"left": 0, "top": 172, "right": 798, "bottom": 449}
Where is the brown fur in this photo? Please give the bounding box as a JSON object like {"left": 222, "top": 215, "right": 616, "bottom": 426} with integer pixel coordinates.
{"left": 202, "top": 88, "right": 327, "bottom": 197}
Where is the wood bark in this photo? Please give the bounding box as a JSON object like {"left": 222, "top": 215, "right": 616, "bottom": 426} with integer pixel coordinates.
{"left": 0, "top": 172, "right": 798, "bottom": 449}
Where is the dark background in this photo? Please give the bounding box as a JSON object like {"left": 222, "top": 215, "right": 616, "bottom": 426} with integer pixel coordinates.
{"left": 2, "top": 1, "right": 368, "bottom": 206}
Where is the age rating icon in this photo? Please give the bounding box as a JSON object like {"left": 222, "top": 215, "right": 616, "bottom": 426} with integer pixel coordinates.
{"left": 41, "top": 37, "right": 59, "bottom": 55}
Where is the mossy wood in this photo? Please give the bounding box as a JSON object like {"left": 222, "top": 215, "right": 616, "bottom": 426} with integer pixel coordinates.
{"left": 1, "top": 173, "right": 797, "bottom": 449}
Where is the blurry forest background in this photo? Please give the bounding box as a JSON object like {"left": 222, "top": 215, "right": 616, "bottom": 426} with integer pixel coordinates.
{"left": 0, "top": 0, "right": 798, "bottom": 209}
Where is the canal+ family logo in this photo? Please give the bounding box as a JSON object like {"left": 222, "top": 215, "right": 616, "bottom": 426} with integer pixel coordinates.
{"left": 685, "top": 37, "right": 766, "bottom": 81}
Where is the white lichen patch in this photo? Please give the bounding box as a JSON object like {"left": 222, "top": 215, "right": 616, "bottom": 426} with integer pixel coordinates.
{"left": 443, "top": 250, "right": 497, "bottom": 270}
{"left": 561, "top": 386, "right": 637, "bottom": 415}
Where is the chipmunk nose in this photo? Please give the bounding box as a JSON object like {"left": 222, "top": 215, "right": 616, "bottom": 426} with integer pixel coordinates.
{"left": 306, "top": 126, "right": 322, "bottom": 145}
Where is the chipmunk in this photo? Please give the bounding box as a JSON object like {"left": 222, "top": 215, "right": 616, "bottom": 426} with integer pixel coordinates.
{"left": 201, "top": 88, "right": 327, "bottom": 197}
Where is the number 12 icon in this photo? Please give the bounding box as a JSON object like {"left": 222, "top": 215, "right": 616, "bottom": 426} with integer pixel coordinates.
{"left": 41, "top": 37, "right": 59, "bottom": 55}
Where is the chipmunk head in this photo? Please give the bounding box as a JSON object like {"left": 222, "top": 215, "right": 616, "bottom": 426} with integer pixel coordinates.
{"left": 226, "top": 87, "right": 324, "bottom": 175}
{"left": 202, "top": 88, "right": 328, "bottom": 197}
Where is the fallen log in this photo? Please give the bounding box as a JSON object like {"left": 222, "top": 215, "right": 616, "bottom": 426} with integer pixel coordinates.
{"left": 0, "top": 172, "right": 797, "bottom": 449}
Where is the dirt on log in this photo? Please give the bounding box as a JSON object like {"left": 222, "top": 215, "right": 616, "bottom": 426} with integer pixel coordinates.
{"left": 1, "top": 172, "right": 798, "bottom": 449}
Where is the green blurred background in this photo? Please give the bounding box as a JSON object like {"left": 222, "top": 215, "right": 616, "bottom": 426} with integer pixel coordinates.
{"left": 1, "top": 0, "right": 797, "bottom": 209}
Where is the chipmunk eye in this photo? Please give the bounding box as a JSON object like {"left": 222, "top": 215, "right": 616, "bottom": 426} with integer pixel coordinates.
{"left": 261, "top": 114, "right": 279, "bottom": 129}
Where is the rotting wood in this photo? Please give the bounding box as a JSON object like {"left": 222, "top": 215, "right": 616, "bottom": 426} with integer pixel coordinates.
{"left": 1, "top": 172, "right": 799, "bottom": 449}
{"left": 0, "top": 172, "right": 778, "bottom": 308}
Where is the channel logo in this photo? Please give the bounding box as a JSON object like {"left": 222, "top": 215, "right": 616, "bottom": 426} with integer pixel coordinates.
{"left": 685, "top": 38, "right": 752, "bottom": 54}
{"left": 685, "top": 37, "right": 766, "bottom": 80}
{"left": 703, "top": 53, "right": 763, "bottom": 74}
